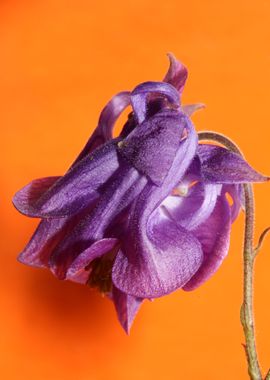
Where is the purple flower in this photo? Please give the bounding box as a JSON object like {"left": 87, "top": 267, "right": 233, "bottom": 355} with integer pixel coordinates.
{"left": 13, "top": 54, "right": 267, "bottom": 333}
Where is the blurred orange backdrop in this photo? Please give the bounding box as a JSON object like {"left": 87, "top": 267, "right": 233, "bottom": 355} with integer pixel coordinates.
{"left": 1, "top": 1, "right": 270, "bottom": 379}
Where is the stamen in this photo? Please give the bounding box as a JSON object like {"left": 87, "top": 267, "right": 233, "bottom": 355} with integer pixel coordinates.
{"left": 87, "top": 244, "right": 120, "bottom": 294}
{"left": 172, "top": 184, "right": 189, "bottom": 197}
{"left": 172, "top": 181, "right": 198, "bottom": 197}
{"left": 87, "top": 257, "right": 114, "bottom": 294}
{"left": 117, "top": 141, "right": 128, "bottom": 149}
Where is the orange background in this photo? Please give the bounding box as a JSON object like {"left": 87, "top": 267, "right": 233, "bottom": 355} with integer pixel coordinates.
{"left": 1, "top": 1, "right": 270, "bottom": 379}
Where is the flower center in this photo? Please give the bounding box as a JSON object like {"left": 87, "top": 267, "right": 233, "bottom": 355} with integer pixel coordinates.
{"left": 86, "top": 244, "right": 120, "bottom": 294}
{"left": 87, "top": 257, "right": 114, "bottom": 294}
{"left": 173, "top": 180, "right": 198, "bottom": 198}
{"left": 172, "top": 184, "right": 189, "bottom": 197}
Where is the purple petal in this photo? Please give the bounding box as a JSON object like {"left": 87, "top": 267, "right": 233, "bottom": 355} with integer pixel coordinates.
{"left": 14, "top": 92, "right": 131, "bottom": 218}
{"left": 49, "top": 163, "right": 147, "bottom": 279}
{"left": 112, "top": 200, "right": 203, "bottom": 298}
{"left": 162, "top": 182, "right": 221, "bottom": 231}
{"left": 18, "top": 219, "right": 60, "bottom": 268}
{"left": 66, "top": 238, "right": 119, "bottom": 284}
{"left": 96, "top": 92, "right": 131, "bottom": 141}
{"left": 18, "top": 142, "right": 120, "bottom": 218}
{"left": 198, "top": 144, "right": 268, "bottom": 184}
{"left": 73, "top": 91, "right": 130, "bottom": 165}
{"left": 163, "top": 53, "right": 188, "bottom": 94}
{"left": 18, "top": 215, "right": 80, "bottom": 268}
{"left": 118, "top": 110, "right": 186, "bottom": 186}
{"left": 112, "top": 286, "right": 143, "bottom": 334}
{"left": 183, "top": 195, "right": 231, "bottom": 291}
{"left": 131, "top": 81, "right": 180, "bottom": 124}
{"left": 13, "top": 176, "right": 60, "bottom": 217}
{"left": 112, "top": 121, "right": 202, "bottom": 298}
{"left": 15, "top": 91, "right": 130, "bottom": 212}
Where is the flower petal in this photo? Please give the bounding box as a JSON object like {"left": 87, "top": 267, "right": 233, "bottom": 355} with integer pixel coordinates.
{"left": 14, "top": 92, "right": 131, "bottom": 218}
{"left": 19, "top": 141, "right": 120, "bottom": 218}
{"left": 73, "top": 91, "right": 130, "bottom": 165}
{"left": 13, "top": 176, "right": 60, "bottom": 217}
{"left": 183, "top": 195, "right": 231, "bottom": 291}
{"left": 17, "top": 215, "right": 81, "bottom": 268}
{"left": 66, "top": 238, "right": 119, "bottom": 284}
{"left": 112, "top": 199, "right": 203, "bottom": 298}
{"left": 118, "top": 110, "right": 186, "bottom": 186}
{"left": 163, "top": 53, "right": 188, "bottom": 94}
{"left": 198, "top": 144, "right": 268, "bottom": 184}
{"left": 162, "top": 182, "right": 221, "bottom": 231}
{"left": 112, "top": 286, "right": 143, "bottom": 334}
{"left": 112, "top": 121, "right": 202, "bottom": 298}
{"left": 49, "top": 163, "right": 147, "bottom": 279}
{"left": 131, "top": 81, "right": 180, "bottom": 124}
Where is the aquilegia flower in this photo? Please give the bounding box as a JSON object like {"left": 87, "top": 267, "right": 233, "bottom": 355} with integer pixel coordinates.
{"left": 13, "top": 54, "right": 267, "bottom": 333}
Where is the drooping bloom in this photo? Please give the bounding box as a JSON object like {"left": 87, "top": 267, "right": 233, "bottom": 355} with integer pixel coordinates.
{"left": 13, "top": 54, "right": 267, "bottom": 333}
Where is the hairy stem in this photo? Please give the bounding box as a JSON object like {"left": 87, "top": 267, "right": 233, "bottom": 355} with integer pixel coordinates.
{"left": 198, "top": 131, "right": 262, "bottom": 380}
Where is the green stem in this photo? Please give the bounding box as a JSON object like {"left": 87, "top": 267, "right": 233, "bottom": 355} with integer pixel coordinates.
{"left": 198, "top": 131, "right": 262, "bottom": 380}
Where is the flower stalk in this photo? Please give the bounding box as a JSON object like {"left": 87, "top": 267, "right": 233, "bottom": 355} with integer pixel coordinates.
{"left": 198, "top": 131, "right": 269, "bottom": 380}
